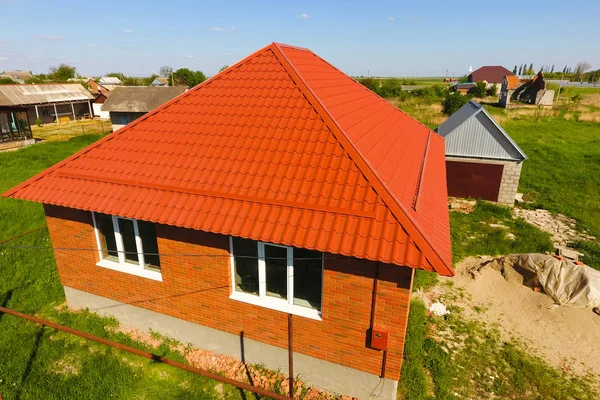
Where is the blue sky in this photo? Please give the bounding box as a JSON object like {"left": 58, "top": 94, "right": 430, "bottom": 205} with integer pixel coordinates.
{"left": 1, "top": 0, "right": 599, "bottom": 78}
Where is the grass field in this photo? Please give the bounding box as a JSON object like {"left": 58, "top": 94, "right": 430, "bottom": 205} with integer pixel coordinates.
{"left": 0, "top": 136, "right": 247, "bottom": 400}
{"left": 31, "top": 119, "right": 112, "bottom": 141}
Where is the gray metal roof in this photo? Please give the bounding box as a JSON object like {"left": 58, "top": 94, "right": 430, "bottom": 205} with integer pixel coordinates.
{"left": 101, "top": 86, "right": 187, "bottom": 112}
{"left": 99, "top": 76, "right": 122, "bottom": 85}
{"left": 436, "top": 100, "right": 527, "bottom": 161}
{"left": 0, "top": 84, "right": 94, "bottom": 106}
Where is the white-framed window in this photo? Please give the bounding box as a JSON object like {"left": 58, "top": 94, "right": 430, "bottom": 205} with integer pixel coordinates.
{"left": 229, "top": 237, "right": 324, "bottom": 320}
{"left": 92, "top": 212, "right": 162, "bottom": 281}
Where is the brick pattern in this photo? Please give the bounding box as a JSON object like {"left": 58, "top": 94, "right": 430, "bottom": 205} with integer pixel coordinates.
{"left": 445, "top": 156, "right": 523, "bottom": 205}
{"left": 44, "top": 204, "right": 413, "bottom": 380}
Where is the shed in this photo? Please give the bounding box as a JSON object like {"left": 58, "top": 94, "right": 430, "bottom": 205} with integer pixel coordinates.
{"left": 101, "top": 86, "right": 186, "bottom": 130}
{"left": 4, "top": 43, "right": 453, "bottom": 400}
{"left": 436, "top": 100, "right": 527, "bottom": 204}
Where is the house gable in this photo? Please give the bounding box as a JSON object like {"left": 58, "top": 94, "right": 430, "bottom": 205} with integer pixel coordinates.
{"left": 3, "top": 43, "right": 453, "bottom": 276}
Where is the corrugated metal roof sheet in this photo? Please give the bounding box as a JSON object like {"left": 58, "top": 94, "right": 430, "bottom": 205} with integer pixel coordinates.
{"left": 436, "top": 100, "right": 527, "bottom": 161}
{"left": 0, "top": 84, "right": 94, "bottom": 106}
{"left": 99, "top": 77, "right": 122, "bottom": 85}
{"left": 3, "top": 43, "right": 453, "bottom": 276}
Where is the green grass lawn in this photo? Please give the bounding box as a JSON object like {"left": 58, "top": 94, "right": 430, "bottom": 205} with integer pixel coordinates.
{"left": 0, "top": 136, "right": 245, "bottom": 399}
{"left": 505, "top": 119, "right": 600, "bottom": 238}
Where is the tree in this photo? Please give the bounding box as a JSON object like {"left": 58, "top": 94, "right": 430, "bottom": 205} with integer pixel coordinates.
{"left": 551, "top": 65, "right": 555, "bottom": 73}
{"left": 159, "top": 65, "right": 172, "bottom": 78}
{"left": 144, "top": 74, "right": 159, "bottom": 86}
{"left": 378, "top": 78, "right": 403, "bottom": 98}
{"left": 486, "top": 83, "right": 498, "bottom": 97}
{"left": 528, "top": 63, "right": 534, "bottom": 75}
{"left": 25, "top": 75, "right": 45, "bottom": 84}
{"left": 512, "top": 65, "right": 517, "bottom": 75}
{"left": 467, "top": 81, "right": 487, "bottom": 98}
{"left": 171, "top": 68, "right": 206, "bottom": 88}
{"left": 358, "top": 77, "right": 378, "bottom": 93}
{"left": 574, "top": 61, "right": 592, "bottom": 81}
{"left": 441, "top": 92, "right": 469, "bottom": 116}
{"left": 518, "top": 65, "right": 523, "bottom": 75}
{"left": 48, "top": 64, "right": 76, "bottom": 82}
{"left": 0, "top": 77, "right": 15, "bottom": 84}
{"left": 219, "top": 65, "right": 230, "bottom": 72}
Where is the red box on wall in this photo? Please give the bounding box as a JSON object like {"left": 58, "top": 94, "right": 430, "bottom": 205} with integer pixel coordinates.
{"left": 370, "top": 326, "right": 389, "bottom": 351}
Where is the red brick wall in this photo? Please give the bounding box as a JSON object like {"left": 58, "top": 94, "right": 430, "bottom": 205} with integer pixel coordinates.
{"left": 44, "top": 204, "right": 413, "bottom": 380}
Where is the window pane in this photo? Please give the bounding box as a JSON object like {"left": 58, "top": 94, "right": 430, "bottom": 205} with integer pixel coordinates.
{"left": 117, "top": 218, "right": 139, "bottom": 264}
{"left": 233, "top": 237, "right": 258, "bottom": 295}
{"left": 95, "top": 213, "right": 118, "bottom": 261}
{"left": 293, "top": 248, "right": 322, "bottom": 310}
{"left": 265, "top": 244, "right": 287, "bottom": 300}
{"left": 138, "top": 221, "right": 161, "bottom": 270}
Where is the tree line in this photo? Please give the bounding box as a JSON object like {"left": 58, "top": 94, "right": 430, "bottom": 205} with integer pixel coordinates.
{"left": 511, "top": 61, "right": 596, "bottom": 82}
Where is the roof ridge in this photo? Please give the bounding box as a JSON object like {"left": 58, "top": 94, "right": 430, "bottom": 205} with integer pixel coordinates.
{"left": 271, "top": 43, "right": 453, "bottom": 275}
{"left": 3, "top": 44, "right": 276, "bottom": 198}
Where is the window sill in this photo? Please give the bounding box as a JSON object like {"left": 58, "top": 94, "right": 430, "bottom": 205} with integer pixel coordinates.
{"left": 229, "top": 292, "right": 322, "bottom": 321}
{"left": 96, "top": 259, "right": 163, "bottom": 282}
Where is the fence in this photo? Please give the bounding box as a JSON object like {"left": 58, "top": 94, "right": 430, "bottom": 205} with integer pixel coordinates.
{"left": 31, "top": 119, "right": 112, "bottom": 141}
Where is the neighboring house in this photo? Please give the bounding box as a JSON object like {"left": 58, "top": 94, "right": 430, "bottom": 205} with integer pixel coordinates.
{"left": 0, "top": 106, "right": 34, "bottom": 151}
{"left": 468, "top": 66, "right": 514, "bottom": 87}
{"left": 0, "top": 84, "right": 95, "bottom": 124}
{"left": 98, "top": 76, "right": 123, "bottom": 91}
{"left": 454, "top": 82, "right": 475, "bottom": 93}
{"left": 436, "top": 100, "right": 527, "bottom": 205}
{"left": 101, "top": 86, "right": 186, "bottom": 130}
{"left": 85, "top": 79, "right": 111, "bottom": 94}
{"left": 150, "top": 77, "right": 169, "bottom": 86}
{"left": 3, "top": 43, "right": 453, "bottom": 400}
{"left": 500, "top": 71, "right": 554, "bottom": 108}
{"left": 92, "top": 91, "right": 110, "bottom": 119}
{"left": 0, "top": 70, "right": 33, "bottom": 84}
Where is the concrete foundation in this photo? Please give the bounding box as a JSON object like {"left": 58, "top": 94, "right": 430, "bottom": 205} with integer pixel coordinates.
{"left": 64, "top": 286, "right": 398, "bottom": 400}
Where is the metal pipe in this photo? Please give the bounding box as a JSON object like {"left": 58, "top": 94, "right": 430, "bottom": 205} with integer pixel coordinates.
{"left": 0, "top": 306, "right": 291, "bottom": 400}
{"left": 288, "top": 313, "right": 294, "bottom": 398}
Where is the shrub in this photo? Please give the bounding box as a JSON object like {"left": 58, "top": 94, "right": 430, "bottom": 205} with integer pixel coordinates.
{"left": 358, "top": 77, "right": 379, "bottom": 94}
{"left": 378, "top": 78, "right": 403, "bottom": 98}
{"left": 35, "top": 117, "right": 43, "bottom": 127}
{"left": 571, "top": 92, "right": 583, "bottom": 104}
{"left": 442, "top": 92, "right": 469, "bottom": 115}
{"left": 486, "top": 83, "right": 499, "bottom": 97}
{"left": 468, "top": 81, "right": 487, "bottom": 98}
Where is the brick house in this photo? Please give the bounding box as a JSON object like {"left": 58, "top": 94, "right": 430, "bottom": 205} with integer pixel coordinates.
{"left": 436, "top": 100, "right": 527, "bottom": 205}
{"left": 4, "top": 43, "right": 453, "bottom": 399}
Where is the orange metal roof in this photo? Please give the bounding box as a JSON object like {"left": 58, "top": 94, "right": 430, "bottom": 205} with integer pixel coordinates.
{"left": 3, "top": 43, "right": 453, "bottom": 276}
{"left": 506, "top": 75, "right": 521, "bottom": 89}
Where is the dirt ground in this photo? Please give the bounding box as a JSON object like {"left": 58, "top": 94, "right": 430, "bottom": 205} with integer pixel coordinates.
{"left": 443, "top": 257, "right": 600, "bottom": 380}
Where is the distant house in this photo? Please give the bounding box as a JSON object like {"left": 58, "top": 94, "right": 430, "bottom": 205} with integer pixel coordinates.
{"left": 500, "top": 71, "right": 554, "bottom": 108}
{"left": 0, "top": 106, "right": 34, "bottom": 151}
{"left": 0, "top": 70, "right": 33, "bottom": 84}
{"left": 150, "top": 77, "right": 169, "bottom": 86}
{"left": 468, "top": 66, "right": 514, "bottom": 87}
{"left": 85, "top": 79, "right": 111, "bottom": 94}
{"left": 454, "top": 82, "right": 475, "bottom": 94}
{"left": 98, "top": 76, "right": 123, "bottom": 91}
{"left": 92, "top": 91, "right": 110, "bottom": 119}
{"left": 0, "top": 84, "right": 95, "bottom": 124}
{"left": 101, "top": 86, "right": 186, "bottom": 130}
{"left": 436, "top": 100, "right": 527, "bottom": 205}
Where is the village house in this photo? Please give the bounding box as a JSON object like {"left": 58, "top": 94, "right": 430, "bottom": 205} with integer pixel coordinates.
{"left": 101, "top": 86, "right": 187, "bottom": 130}
{"left": 85, "top": 78, "right": 111, "bottom": 95}
{"left": 499, "top": 71, "right": 555, "bottom": 108}
{"left": 0, "top": 84, "right": 95, "bottom": 124}
{"left": 97, "top": 76, "right": 123, "bottom": 91}
{"left": 468, "top": 65, "right": 514, "bottom": 88}
{"left": 150, "top": 77, "right": 169, "bottom": 86}
{"left": 0, "top": 70, "right": 33, "bottom": 84}
{"left": 3, "top": 43, "right": 453, "bottom": 399}
{"left": 436, "top": 100, "right": 527, "bottom": 205}
{"left": 91, "top": 91, "right": 110, "bottom": 119}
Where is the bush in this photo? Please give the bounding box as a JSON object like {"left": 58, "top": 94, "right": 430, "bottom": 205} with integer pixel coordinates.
{"left": 35, "top": 117, "right": 43, "bottom": 127}
{"left": 358, "top": 77, "right": 379, "bottom": 94}
{"left": 378, "top": 78, "right": 403, "bottom": 98}
{"left": 468, "top": 81, "right": 487, "bottom": 98}
{"left": 441, "top": 92, "right": 469, "bottom": 115}
{"left": 571, "top": 92, "right": 583, "bottom": 104}
{"left": 486, "top": 83, "right": 499, "bottom": 97}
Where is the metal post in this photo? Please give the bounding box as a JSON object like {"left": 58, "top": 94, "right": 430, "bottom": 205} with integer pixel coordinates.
{"left": 71, "top": 102, "right": 76, "bottom": 121}
{"left": 53, "top": 103, "right": 58, "bottom": 123}
{"left": 88, "top": 101, "right": 93, "bottom": 118}
{"left": 35, "top": 105, "right": 39, "bottom": 119}
{"left": 288, "top": 313, "right": 294, "bottom": 399}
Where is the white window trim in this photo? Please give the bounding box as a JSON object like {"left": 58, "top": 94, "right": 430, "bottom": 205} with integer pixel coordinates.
{"left": 229, "top": 237, "right": 323, "bottom": 321}
{"left": 92, "top": 213, "right": 162, "bottom": 282}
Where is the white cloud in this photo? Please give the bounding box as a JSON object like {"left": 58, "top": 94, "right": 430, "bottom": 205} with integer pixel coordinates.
{"left": 0, "top": 57, "right": 8, "bottom": 61}
{"left": 298, "top": 13, "right": 309, "bottom": 19}
{"left": 124, "top": 29, "right": 132, "bottom": 33}
{"left": 211, "top": 26, "right": 235, "bottom": 32}
{"left": 38, "top": 35, "right": 65, "bottom": 41}
{"left": 86, "top": 44, "right": 99, "bottom": 48}
{"left": 387, "top": 16, "right": 395, "bottom": 21}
